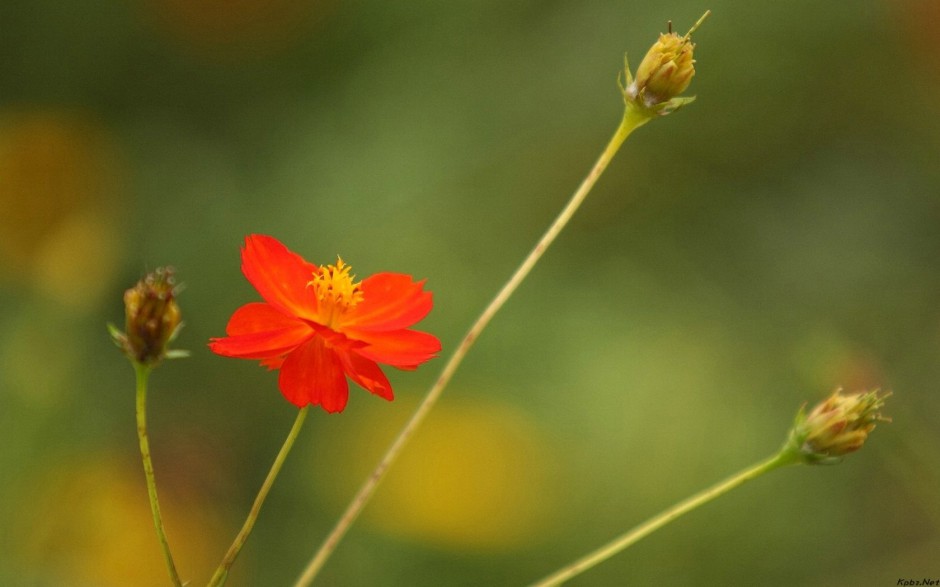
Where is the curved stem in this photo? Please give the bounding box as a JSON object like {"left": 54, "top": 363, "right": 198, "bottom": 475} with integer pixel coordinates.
{"left": 293, "top": 106, "right": 652, "bottom": 586}
{"left": 207, "top": 406, "right": 309, "bottom": 587}
{"left": 529, "top": 450, "right": 800, "bottom": 587}
{"left": 135, "top": 363, "right": 183, "bottom": 587}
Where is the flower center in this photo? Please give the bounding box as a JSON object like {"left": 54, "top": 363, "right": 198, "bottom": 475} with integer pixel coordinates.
{"left": 309, "top": 257, "right": 363, "bottom": 323}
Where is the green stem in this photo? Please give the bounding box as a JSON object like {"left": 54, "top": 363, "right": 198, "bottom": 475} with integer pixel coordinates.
{"left": 529, "top": 450, "right": 801, "bottom": 587}
{"left": 293, "top": 106, "right": 653, "bottom": 587}
{"left": 135, "top": 363, "right": 183, "bottom": 587}
{"left": 207, "top": 406, "right": 309, "bottom": 587}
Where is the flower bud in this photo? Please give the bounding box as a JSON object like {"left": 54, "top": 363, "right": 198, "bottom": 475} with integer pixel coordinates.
{"left": 112, "top": 267, "right": 183, "bottom": 366}
{"left": 622, "top": 11, "right": 709, "bottom": 115}
{"left": 633, "top": 33, "right": 695, "bottom": 103}
{"left": 786, "top": 389, "right": 890, "bottom": 465}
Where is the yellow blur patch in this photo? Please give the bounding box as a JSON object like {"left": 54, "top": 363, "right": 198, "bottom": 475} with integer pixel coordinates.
{"left": 10, "top": 455, "right": 226, "bottom": 586}
{"left": 32, "top": 209, "right": 123, "bottom": 308}
{"left": 322, "top": 397, "right": 558, "bottom": 551}
{"left": 0, "top": 109, "right": 125, "bottom": 307}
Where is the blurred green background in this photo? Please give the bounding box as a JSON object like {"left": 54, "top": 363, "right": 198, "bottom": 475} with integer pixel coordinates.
{"left": 1, "top": 0, "right": 938, "bottom": 585}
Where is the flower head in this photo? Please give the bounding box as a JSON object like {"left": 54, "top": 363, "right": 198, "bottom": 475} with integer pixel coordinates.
{"left": 110, "top": 267, "right": 185, "bottom": 366}
{"left": 786, "top": 389, "right": 891, "bottom": 465}
{"left": 209, "top": 235, "right": 441, "bottom": 412}
{"left": 622, "top": 11, "right": 709, "bottom": 115}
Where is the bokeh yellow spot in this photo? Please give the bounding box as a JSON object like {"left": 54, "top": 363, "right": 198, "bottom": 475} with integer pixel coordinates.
{"left": 31, "top": 209, "right": 123, "bottom": 308}
{"left": 0, "top": 109, "right": 124, "bottom": 307}
{"left": 10, "top": 455, "right": 226, "bottom": 586}
{"left": 320, "top": 396, "right": 559, "bottom": 551}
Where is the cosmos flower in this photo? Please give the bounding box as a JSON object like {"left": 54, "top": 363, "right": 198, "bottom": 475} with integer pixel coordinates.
{"left": 209, "top": 235, "right": 440, "bottom": 412}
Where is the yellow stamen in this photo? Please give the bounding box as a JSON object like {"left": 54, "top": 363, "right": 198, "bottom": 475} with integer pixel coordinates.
{"left": 309, "top": 257, "right": 364, "bottom": 313}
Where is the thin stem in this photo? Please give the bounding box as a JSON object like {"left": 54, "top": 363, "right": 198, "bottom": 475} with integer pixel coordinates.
{"left": 529, "top": 450, "right": 801, "bottom": 587}
{"left": 135, "top": 363, "right": 183, "bottom": 587}
{"left": 294, "top": 105, "right": 653, "bottom": 586}
{"left": 207, "top": 406, "right": 310, "bottom": 587}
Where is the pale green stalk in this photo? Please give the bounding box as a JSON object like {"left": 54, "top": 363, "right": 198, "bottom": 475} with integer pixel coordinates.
{"left": 207, "top": 406, "right": 310, "bottom": 587}
{"left": 530, "top": 449, "right": 801, "bottom": 586}
{"left": 293, "top": 105, "right": 653, "bottom": 586}
{"left": 135, "top": 363, "right": 183, "bottom": 587}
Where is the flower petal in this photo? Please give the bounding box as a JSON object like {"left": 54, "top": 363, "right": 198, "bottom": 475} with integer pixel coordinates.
{"left": 341, "top": 273, "right": 433, "bottom": 332}
{"left": 209, "top": 323, "right": 312, "bottom": 360}
{"left": 279, "top": 336, "right": 349, "bottom": 412}
{"left": 336, "top": 350, "right": 394, "bottom": 400}
{"left": 353, "top": 329, "right": 441, "bottom": 369}
{"left": 225, "top": 302, "right": 300, "bottom": 335}
{"left": 261, "top": 356, "right": 286, "bottom": 370}
{"left": 241, "top": 234, "right": 320, "bottom": 320}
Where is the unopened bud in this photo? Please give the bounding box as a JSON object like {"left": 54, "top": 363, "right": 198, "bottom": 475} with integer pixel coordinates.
{"left": 622, "top": 11, "right": 709, "bottom": 115}
{"left": 786, "top": 389, "right": 890, "bottom": 465}
{"left": 111, "top": 267, "right": 184, "bottom": 366}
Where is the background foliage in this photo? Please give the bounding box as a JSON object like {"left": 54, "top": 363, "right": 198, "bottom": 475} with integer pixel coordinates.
{"left": 1, "top": 1, "right": 938, "bottom": 585}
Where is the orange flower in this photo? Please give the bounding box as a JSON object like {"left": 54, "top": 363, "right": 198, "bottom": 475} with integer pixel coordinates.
{"left": 209, "top": 235, "right": 440, "bottom": 412}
